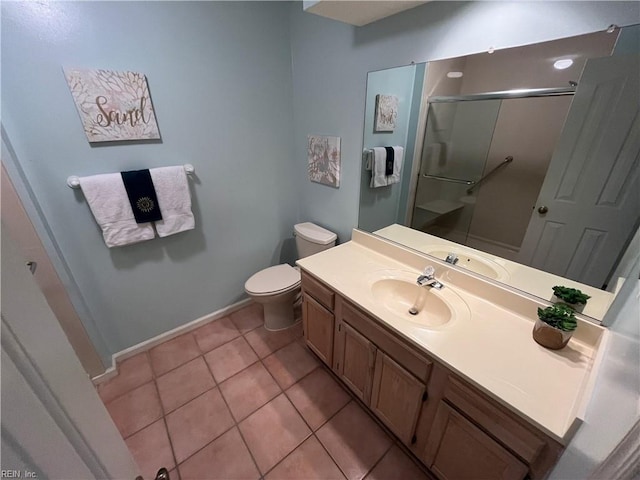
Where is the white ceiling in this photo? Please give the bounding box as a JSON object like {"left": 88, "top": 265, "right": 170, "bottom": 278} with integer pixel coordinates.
{"left": 304, "top": 1, "right": 432, "bottom": 27}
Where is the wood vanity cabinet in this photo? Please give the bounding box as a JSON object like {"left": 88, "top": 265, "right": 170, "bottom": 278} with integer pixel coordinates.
{"left": 301, "top": 271, "right": 335, "bottom": 366}
{"left": 300, "top": 272, "right": 563, "bottom": 480}
{"left": 335, "top": 321, "right": 376, "bottom": 404}
{"left": 424, "top": 377, "right": 563, "bottom": 480}
{"left": 333, "top": 296, "right": 431, "bottom": 448}
{"left": 370, "top": 351, "right": 427, "bottom": 445}
{"left": 424, "top": 402, "right": 529, "bottom": 480}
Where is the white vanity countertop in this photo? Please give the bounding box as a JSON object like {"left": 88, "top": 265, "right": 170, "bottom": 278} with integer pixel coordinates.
{"left": 297, "top": 230, "right": 608, "bottom": 445}
{"left": 375, "top": 224, "right": 615, "bottom": 321}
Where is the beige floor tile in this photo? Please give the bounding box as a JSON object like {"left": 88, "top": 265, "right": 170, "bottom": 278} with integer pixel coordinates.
{"left": 98, "top": 353, "right": 154, "bottom": 404}
{"left": 165, "top": 388, "right": 234, "bottom": 463}
{"left": 125, "top": 420, "right": 175, "bottom": 480}
{"left": 178, "top": 427, "right": 259, "bottom": 480}
{"left": 192, "top": 316, "right": 241, "bottom": 353}
{"left": 204, "top": 336, "right": 258, "bottom": 382}
{"left": 238, "top": 394, "right": 311, "bottom": 474}
{"left": 244, "top": 325, "right": 299, "bottom": 359}
{"left": 364, "top": 445, "right": 428, "bottom": 480}
{"left": 263, "top": 342, "right": 319, "bottom": 389}
{"left": 286, "top": 368, "right": 350, "bottom": 430}
{"left": 265, "top": 436, "right": 345, "bottom": 480}
{"left": 149, "top": 334, "right": 201, "bottom": 376}
{"left": 106, "top": 382, "right": 163, "bottom": 439}
{"left": 317, "top": 402, "right": 393, "bottom": 480}
{"left": 218, "top": 362, "right": 281, "bottom": 422}
{"left": 229, "top": 303, "right": 264, "bottom": 333}
{"left": 156, "top": 357, "right": 215, "bottom": 413}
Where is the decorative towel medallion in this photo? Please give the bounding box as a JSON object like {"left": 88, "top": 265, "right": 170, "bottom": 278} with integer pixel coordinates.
{"left": 308, "top": 135, "right": 341, "bottom": 188}
{"left": 64, "top": 68, "right": 160, "bottom": 143}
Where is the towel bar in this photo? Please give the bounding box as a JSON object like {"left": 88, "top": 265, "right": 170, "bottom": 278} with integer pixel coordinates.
{"left": 66, "top": 164, "right": 195, "bottom": 189}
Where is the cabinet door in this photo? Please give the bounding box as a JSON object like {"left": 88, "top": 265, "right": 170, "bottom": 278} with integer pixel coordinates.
{"left": 302, "top": 293, "right": 334, "bottom": 366}
{"left": 424, "top": 402, "right": 529, "bottom": 480}
{"left": 370, "top": 351, "right": 426, "bottom": 446}
{"left": 336, "top": 322, "right": 376, "bottom": 405}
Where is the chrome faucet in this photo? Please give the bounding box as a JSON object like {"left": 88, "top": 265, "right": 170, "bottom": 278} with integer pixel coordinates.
{"left": 445, "top": 253, "right": 459, "bottom": 265}
{"left": 416, "top": 266, "right": 444, "bottom": 290}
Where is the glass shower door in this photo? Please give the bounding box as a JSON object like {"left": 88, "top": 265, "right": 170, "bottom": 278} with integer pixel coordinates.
{"left": 411, "top": 99, "right": 502, "bottom": 244}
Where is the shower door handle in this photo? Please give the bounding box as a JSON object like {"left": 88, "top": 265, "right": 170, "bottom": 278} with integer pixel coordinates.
{"left": 537, "top": 206, "right": 549, "bottom": 214}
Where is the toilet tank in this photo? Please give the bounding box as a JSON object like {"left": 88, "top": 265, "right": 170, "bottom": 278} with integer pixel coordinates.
{"left": 294, "top": 222, "right": 337, "bottom": 259}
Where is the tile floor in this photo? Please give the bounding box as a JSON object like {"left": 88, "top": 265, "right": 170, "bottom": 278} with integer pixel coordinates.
{"left": 97, "top": 303, "right": 430, "bottom": 480}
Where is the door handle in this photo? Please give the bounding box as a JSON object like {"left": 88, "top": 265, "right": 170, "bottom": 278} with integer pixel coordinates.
{"left": 537, "top": 206, "right": 549, "bottom": 214}
{"left": 135, "top": 467, "right": 170, "bottom": 480}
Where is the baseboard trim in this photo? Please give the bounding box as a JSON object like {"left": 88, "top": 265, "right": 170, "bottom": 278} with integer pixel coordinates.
{"left": 92, "top": 298, "right": 253, "bottom": 385}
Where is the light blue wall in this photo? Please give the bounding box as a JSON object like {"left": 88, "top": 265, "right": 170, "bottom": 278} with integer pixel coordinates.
{"left": 1, "top": 1, "right": 298, "bottom": 362}
{"left": 359, "top": 65, "right": 416, "bottom": 232}
{"left": 289, "top": 1, "right": 640, "bottom": 242}
{"left": 3, "top": 1, "right": 638, "bottom": 364}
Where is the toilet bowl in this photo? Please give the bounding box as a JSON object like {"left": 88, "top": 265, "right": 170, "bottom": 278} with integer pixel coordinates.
{"left": 245, "top": 222, "right": 337, "bottom": 331}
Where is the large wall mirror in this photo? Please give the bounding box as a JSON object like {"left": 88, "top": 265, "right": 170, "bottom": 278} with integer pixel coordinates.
{"left": 358, "top": 25, "right": 640, "bottom": 323}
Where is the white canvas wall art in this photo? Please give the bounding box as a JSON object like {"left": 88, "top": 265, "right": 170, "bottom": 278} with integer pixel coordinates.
{"left": 308, "top": 135, "right": 341, "bottom": 188}
{"left": 64, "top": 68, "right": 160, "bottom": 142}
{"left": 374, "top": 94, "right": 398, "bottom": 132}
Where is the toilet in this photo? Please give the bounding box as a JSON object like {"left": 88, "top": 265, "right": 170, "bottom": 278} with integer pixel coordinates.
{"left": 245, "top": 222, "right": 337, "bottom": 331}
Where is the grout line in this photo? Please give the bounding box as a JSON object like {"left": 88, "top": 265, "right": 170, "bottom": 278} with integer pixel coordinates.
{"left": 172, "top": 422, "right": 238, "bottom": 470}
{"left": 152, "top": 380, "right": 180, "bottom": 474}
{"left": 112, "top": 380, "right": 163, "bottom": 440}
{"left": 363, "top": 442, "right": 395, "bottom": 479}
{"left": 167, "top": 356, "right": 253, "bottom": 471}
{"left": 217, "top": 366, "right": 283, "bottom": 424}
{"left": 103, "top": 317, "right": 249, "bottom": 401}
{"left": 160, "top": 378, "right": 218, "bottom": 417}
{"left": 258, "top": 393, "right": 314, "bottom": 478}
{"left": 200, "top": 343, "right": 263, "bottom": 477}
{"left": 312, "top": 431, "right": 349, "bottom": 480}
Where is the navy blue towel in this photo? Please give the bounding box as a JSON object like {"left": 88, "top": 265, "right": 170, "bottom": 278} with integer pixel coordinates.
{"left": 384, "top": 147, "right": 394, "bottom": 176}
{"left": 121, "top": 169, "right": 163, "bottom": 224}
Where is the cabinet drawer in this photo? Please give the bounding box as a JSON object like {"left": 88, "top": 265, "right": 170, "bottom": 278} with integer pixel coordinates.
{"left": 301, "top": 271, "right": 334, "bottom": 311}
{"left": 341, "top": 299, "right": 432, "bottom": 383}
{"left": 443, "top": 377, "right": 551, "bottom": 467}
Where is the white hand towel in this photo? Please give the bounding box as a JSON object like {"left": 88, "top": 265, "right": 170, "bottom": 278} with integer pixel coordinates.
{"left": 149, "top": 166, "right": 195, "bottom": 237}
{"left": 386, "top": 146, "right": 404, "bottom": 186}
{"left": 79, "top": 173, "right": 156, "bottom": 248}
{"left": 370, "top": 147, "right": 389, "bottom": 188}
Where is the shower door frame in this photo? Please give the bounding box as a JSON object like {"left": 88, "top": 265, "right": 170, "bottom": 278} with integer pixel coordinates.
{"left": 406, "top": 85, "right": 576, "bottom": 244}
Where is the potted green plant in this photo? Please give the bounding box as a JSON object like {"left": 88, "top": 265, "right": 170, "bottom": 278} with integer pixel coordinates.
{"left": 551, "top": 285, "right": 591, "bottom": 313}
{"left": 533, "top": 303, "right": 578, "bottom": 350}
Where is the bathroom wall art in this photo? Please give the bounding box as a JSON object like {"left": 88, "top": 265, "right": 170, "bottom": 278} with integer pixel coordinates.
{"left": 374, "top": 94, "right": 398, "bottom": 132}
{"left": 64, "top": 68, "right": 160, "bottom": 143}
{"left": 308, "top": 135, "right": 341, "bottom": 188}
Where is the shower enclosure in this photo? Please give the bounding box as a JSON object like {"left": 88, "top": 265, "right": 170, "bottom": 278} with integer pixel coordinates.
{"left": 411, "top": 88, "right": 574, "bottom": 261}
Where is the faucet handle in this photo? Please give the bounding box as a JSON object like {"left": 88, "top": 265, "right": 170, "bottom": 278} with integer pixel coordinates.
{"left": 422, "top": 266, "right": 435, "bottom": 277}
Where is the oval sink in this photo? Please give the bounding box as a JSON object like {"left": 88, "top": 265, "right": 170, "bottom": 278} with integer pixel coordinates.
{"left": 421, "top": 245, "right": 510, "bottom": 281}
{"left": 368, "top": 271, "right": 470, "bottom": 329}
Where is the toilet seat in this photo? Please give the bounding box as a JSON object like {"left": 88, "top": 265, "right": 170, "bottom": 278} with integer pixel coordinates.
{"left": 245, "top": 264, "right": 301, "bottom": 296}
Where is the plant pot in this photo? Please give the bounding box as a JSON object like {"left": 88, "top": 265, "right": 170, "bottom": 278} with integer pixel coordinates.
{"left": 532, "top": 318, "right": 574, "bottom": 350}
{"left": 550, "top": 295, "right": 585, "bottom": 313}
